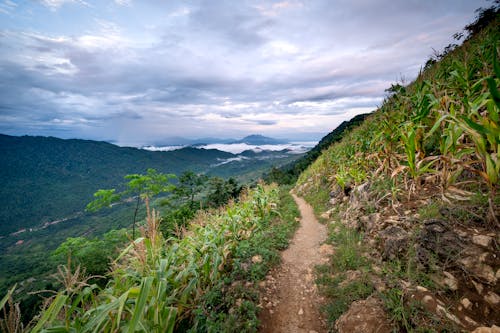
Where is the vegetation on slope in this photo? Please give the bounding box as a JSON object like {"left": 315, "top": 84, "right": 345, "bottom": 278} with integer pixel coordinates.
{"left": 265, "top": 113, "right": 369, "bottom": 185}
{"left": 296, "top": 9, "right": 499, "bottom": 332}
{"left": 298, "top": 10, "right": 499, "bottom": 220}
{"left": 0, "top": 168, "right": 245, "bottom": 324}
{"left": 1, "top": 184, "right": 300, "bottom": 332}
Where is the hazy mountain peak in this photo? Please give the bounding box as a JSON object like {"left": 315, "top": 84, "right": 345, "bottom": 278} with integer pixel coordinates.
{"left": 233, "top": 135, "right": 289, "bottom": 145}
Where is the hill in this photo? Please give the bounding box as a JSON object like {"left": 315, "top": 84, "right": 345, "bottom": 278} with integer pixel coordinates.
{"left": 295, "top": 11, "right": 499, "bottom": 331}
{"left": 0, "top": 134, "right": 234, "bottom": 236}
{"left": 265, "top": 113, "right": 369, "bottom": 184}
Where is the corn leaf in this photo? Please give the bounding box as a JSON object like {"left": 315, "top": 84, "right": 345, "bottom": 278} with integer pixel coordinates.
{"left": 31, "top": 294, "right": 68, "bottom": 333}
{"left": 126, "top": 277, "right": 154, "bottom": 333}
{"left": 487, "top": 77, "right": 500, "bottom": 109}
{"left": 0, "top": 285, "right": 15, "bottom": 311}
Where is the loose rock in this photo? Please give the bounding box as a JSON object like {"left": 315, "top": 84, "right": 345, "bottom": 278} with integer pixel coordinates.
{"left": 484, "top": 291, "right": 500, "bottom": 306}
{"left": 472, "top": 235, "right": 493, "bottom": 248}
{"left": 378, "top": 225, "right": 410, "bottom": 260}
{"left": 442, "top": 271, "right": 459, "bottom": 291}
{"left": 461, "top": 298, "right": 472, "bottom": 309}
{"left": 335, "top": 296, "right": 393, "bottom": 333}
{"left": 471, "top": 325, "right": 500, "bottom": 333}
{"left": 251, "top": 255, "right": 263, "bottom": 264}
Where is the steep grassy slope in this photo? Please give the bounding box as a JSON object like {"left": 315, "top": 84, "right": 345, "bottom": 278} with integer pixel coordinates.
{"left": 265, "top": 113, "right": 369, "bottom": 184}
{"left": 296, "top": 15, "right": 499, "bottom": 332}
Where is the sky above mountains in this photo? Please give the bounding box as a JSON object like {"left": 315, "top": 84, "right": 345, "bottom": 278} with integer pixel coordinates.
{"left": 0, "top": 0, "right": 489, "bottom": 146}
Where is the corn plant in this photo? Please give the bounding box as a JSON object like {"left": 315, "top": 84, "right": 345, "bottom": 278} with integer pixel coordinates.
{"left": 29, "top": 184, "right": 279, "bottom": 332}
{"left": 0, "top": 286, "right": 23, "bottom": 333}
{"left": 394, "top": 123, "right": 438, "bottom": 193}
{"left": 371, "top": 115, "right": 401, "bottom": 175}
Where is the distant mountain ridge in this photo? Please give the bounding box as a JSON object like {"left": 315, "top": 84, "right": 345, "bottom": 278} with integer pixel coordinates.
{"left": 230, "top": 135, "right": 289, "bottom": 145}
{"left": 0, "top": 134, "right": 235, "bottom": 236}
{"left": 145, "top": 134, "right": 289, "bottom": 147}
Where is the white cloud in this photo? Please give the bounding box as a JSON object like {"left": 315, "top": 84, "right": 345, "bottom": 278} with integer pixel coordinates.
{"left": 0, "top": 0, "right": 490, "bottom": 145}
{"left": 39, "top": 0, "right": 89, "bottom": 11}
{"left": 0, "top": 0, "right": 17, "bottom": 15}
{"left": 114, "top": 0, "right": 131, "bottom": 6}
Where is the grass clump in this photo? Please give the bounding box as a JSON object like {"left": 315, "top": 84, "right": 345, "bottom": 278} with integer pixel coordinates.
{"left": 318, "top": 272, "right": 374, "bottom": 327}
{"left": 315, "top": 221, "right": 374, "bottom": 330}
{"left": 380, "top": 287, "right": 458, "bottom": 333}
{"left": 328, "top": 223, "right": 368, "bottom": 271}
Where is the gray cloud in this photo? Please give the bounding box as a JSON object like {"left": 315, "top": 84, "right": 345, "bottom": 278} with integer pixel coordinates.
{"left": 251, "top": 119, "right": 278, "bottom": 126}
{"left": 0, "top": 0, "right": 489, "bottom": 145}
{"left": 189, "top": 0, "right": 273, "bottom": 47}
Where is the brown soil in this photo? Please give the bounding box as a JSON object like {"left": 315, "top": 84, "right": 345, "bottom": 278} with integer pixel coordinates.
{"left": 259, "top": 193, "right": 328, "bottom": 333}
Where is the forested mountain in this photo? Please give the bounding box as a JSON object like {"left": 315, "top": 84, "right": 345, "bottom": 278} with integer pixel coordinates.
{"left": 0, "top": 134, "right": 232, "bottom": 235}
{"left": 0, "top": 134, "right": 302, "bottom": 236}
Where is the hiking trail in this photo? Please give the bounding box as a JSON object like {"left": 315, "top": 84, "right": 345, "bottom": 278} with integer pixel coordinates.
{"left": 259, "top": 193, "right": 330, "bottom": 333}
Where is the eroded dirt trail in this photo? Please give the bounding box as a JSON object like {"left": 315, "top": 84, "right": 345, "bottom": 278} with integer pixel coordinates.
{"left": 259, "top": 193, "right": 328, "bottom": 333}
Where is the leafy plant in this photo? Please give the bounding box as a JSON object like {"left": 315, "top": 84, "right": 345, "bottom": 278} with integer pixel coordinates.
{"left": 28, "top": 184, "right": 281, "bottom": 332}
{"left": 86, "top": 168, "right": 176, "bottom": 239}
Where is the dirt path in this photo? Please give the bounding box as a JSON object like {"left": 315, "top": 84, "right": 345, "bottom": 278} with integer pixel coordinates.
{"left": 259, "top": 193, "right": 329, "bottom": 333}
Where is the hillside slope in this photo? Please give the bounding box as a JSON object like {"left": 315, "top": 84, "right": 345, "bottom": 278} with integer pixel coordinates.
{"left": 265, "top": 113, "right": 369, "bottom": 184}
{"left": 296, "top": 13, "right": 499, "bottom": 332}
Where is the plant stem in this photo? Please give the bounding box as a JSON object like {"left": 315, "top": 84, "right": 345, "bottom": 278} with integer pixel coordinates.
{"left": 132, "top": 195, "right": 140, "bottom": 239}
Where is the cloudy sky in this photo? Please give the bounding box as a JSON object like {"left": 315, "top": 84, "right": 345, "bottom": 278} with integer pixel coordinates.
{"left": 0, "top": 0, "right": 488, "bottom": 146}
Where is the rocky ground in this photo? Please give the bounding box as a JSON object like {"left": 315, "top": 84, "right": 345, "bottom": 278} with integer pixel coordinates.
{"left": 296, "top": 178, "right": 499, "bottom": 332}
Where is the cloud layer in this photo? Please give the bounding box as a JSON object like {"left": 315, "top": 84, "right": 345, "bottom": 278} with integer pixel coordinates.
{"left": 0, "top": 0, "right": 488, "bottom": 146}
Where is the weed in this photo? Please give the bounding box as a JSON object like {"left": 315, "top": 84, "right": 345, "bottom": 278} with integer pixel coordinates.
{"left": 315, "top": 220, "right": 374, "bottom": 330}
{"left": 318, "top": 272, "right": 374, "bottom": 330}
{"left": 380, "top": 287, "right": 459, "bottom": 332}
{"left": 327, "top": 222, "right": 370, "bottom": 271}
{"left": 417, "top": 201, "right": 442, "bottom": 220}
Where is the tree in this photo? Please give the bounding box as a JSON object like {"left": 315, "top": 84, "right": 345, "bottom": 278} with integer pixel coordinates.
{"left": 206, "top": 177, "right": 242, "bottom": 207}
{"left": 172, "top": 171, "right": 208, "bottom": 209}
{"left": 52, "top": 229, "right": 128, "bottom": 278}
{"left": 86, "top": 169, "right": 176, "bottom": 239}
{"left": 464, "top": 1, "right": 499, "bottom": 38}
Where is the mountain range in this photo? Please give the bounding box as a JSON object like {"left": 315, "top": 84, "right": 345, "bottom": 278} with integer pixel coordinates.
{"left": 146, "top": 134, "right": 289, "bottom": 147}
